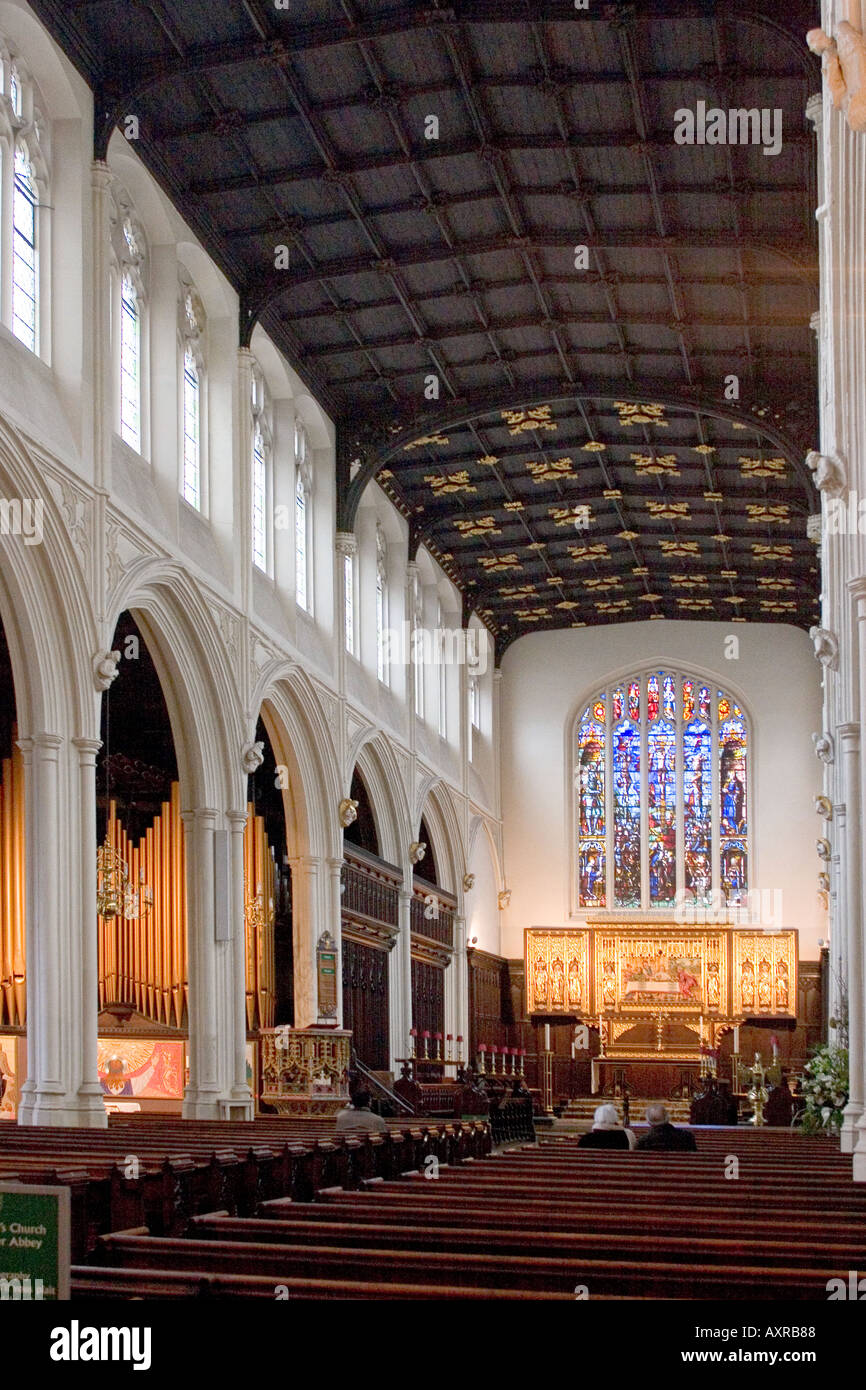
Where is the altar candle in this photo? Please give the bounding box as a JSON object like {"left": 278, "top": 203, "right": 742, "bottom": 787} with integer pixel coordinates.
{"left": 544, "top": 1024, "right": 551, "bottom": 1051}
{"left": 733, "top": 1026, "right": 740, "bottom": 1051}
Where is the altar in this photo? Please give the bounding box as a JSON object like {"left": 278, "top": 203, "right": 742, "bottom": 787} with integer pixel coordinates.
{"left": 525, "top": 923, "right": 798, "bottom": 1083}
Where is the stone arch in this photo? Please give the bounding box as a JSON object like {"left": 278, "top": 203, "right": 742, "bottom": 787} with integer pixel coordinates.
{"left": 415, "top": 777, "right": 464, "bottom": 898}
{"left": 352, "top": 732, "right": 411, "bottom": 869}
{"left": 251, "top": 663, "right": 341, "bottom": 863}
{"left": 0, "top": 414, "right": 95, "bottom": 738}
{"left": 107, "top": 558, "right": 245, "bottom": 813}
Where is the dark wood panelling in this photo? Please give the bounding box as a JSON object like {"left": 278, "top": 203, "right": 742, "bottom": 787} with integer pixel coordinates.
{"left": 341, "top": 937, "right": 389, "bottom": 1071}
{"left": 411, "top": 957, "right": 444, "bottom": 1040}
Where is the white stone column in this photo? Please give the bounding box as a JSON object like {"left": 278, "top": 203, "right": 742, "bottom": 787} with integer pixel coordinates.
{"left": 390, "top": 889, "right": 413, "bottom": 1069}
{"left": 327, "top": 856, "right": 344, "bottom": 1028}
{"left": 289, "top": 853, "right": 322, "bottom": 1027}
{"left": 852, "top": 583, "right": 866, "bottom": 1166}
{"left": 227, "top": 809, "right": 253, "bottom": 1115}
{"left": 839, "top": 709, "right": 863, "bottom": 1150}
{"left": 451, "top": 914, "right": 469, "bottom": 1067}
{"left": 73, "top": 737, "right": 109, "bottom": 1125}
{"left": 183, "top": 807, "right": 223, "bottom": 1118}
{"left": 17, "top": 735, "right": 80, "bottom": 1125}
{"left": 832, "top": 798, "right": 847, "bottom": 1040}
{"left": 90, "top": 161, "right": 114, "bottom": 494}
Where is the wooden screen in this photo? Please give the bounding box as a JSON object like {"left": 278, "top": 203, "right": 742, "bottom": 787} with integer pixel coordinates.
{"left": 411, "top": 957, "right": 444, "bottom": 1040}
{"left": 341, "top": 937, "right": 389, "bottom": 1070}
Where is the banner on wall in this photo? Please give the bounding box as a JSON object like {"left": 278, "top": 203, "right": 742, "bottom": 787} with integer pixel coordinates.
{"left": 97, "top": 1039, "right": 184, "bottom": 1100}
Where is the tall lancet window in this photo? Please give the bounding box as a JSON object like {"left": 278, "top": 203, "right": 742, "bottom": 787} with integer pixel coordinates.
{"left": 344, "top": 548, "right": 355, "bottom": 655}
{"left": 575, "top": 670, "right": 749, "bottom": 912}
{"left": 12, "top": 146, "right": 38, "bottom": 352}
{"left": 411, "top": 568, "right": 424, "bottom": 719}
{"left": 179, "top": 280, "right": 205, "bottom": 510}
{"left": 294, "top": 421, "right": 311, "bottom": 610}
{"left": 111, "top": 188, "right": 148, "bottom": 455}
{"left": 376, "top": 524, "right": 388, "bottom": 683}
{"left": 250, "top": 364, "right": 272, "bottom": 573}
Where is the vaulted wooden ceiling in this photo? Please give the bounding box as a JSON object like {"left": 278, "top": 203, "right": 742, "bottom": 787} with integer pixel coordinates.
{"left": 33, "top": 0, "right": 821, "bottom": 652}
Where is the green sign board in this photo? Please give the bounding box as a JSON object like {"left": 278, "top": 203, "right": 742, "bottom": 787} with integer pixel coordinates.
{"left": 0, "top": 1184, "right": 70, "bottom": 1300}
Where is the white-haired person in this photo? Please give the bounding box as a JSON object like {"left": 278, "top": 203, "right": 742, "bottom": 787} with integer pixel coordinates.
{"left": 577, "top": 1102, "right": 637, "bottom": 1150}
{"left": 634, "top": 1103, "right": 697, "bottom": 1151}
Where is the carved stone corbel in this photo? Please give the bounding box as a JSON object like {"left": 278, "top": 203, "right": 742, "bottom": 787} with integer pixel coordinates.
{"left": 805, "top": 450, "right": 847, "bottom": 499}
{"left": 809, "top": 626, "right": 840, "bottom": 670}
{"left": 338, "top": 797, "right": 358, "bottom": 828}
{"left": 814, "top": 794, "right": 833, "bottom": 820}
{"left": 816, "top": 837, "right": 832, "bottom": 861}
{"left": 93, "top": 650, "right": 121, "bottom": 691}
{"left": 241, "top": 741, "right": 265, "bottom": 775}
{"left": 813, "top": 731, "right": 835, "bottom": 765}
{"left": 808, "top": 23, "right": 866, "bottom": 132}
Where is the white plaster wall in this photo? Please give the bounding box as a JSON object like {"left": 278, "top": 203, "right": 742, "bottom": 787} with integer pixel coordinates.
{"left": 499, "top": 621, "right": 825, "bottom": 960}
{"left": 466, "top": 823, "right": 501, "bottom": 955}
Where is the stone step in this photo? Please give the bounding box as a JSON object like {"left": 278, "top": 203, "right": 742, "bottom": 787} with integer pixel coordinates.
{"left": 563, "top": 1097, "right": 692, "bottom": 1123}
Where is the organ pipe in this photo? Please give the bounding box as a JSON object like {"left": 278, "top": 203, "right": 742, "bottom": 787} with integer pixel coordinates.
{"left": 3, "top": 776, "right": 276, "bottom": 1033}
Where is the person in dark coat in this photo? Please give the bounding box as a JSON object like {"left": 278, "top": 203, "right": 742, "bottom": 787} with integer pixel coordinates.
{"left": 635, "top": 1103, "right": 697, "bottom": 1151}
{"left": 764, "top": 1075, "right": 795, "bottom": 1127}
{"left": 578, "top": 1102, "right": 637, "bottom": 1150}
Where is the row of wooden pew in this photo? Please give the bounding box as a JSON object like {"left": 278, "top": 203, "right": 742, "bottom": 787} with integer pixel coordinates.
{"left": 0, "top": 1115, "right": 490, "bottom": 1262}
{"left": 69, "top": 1122, "right": 866, "bottom": 1300}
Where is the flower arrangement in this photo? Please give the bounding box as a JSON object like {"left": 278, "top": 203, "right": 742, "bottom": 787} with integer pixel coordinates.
{"left": 798, "top": 1044, "right": 848, "bottom": 1136}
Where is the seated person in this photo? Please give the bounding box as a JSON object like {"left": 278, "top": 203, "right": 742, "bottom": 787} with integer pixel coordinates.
{"left": 577, "top": 1102, "right": 637, "bottom": 1150}
{"left": 764, "top": 1074, "right": 795, "bottom": 1127}
{"left": 634, "top": 1103, "right": 697, "bottom": 1151}
{"left": 335, "top": 1089, "right": 389, "bottom": 1135}
{"left": 717, "top": 1079, "right": 739, "bottom": 1126}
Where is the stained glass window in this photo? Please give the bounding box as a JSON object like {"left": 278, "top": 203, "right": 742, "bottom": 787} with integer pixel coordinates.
{"left": 647, "top": 675, "right": 659, "bottom": 722}
{"left": 648, "top": 720, "right": 676, "bottom": 904}
{"left": 682, "top": 679, "right": 694, "bottom": 722}
{"left": 683, "top": 720, "right": 712, "bottom": 904}
{"left": 663, "top": 674, "right": 676, "bottom": 720}
{"left": 577, "top": 718, "right": 606, "bottom": 908}
{"left": 720, "top": 713, "right": 748, "bottom": 903}
{"left": 576, "top": 669, "right": 749, "bottom": 911}
{"left": 252, "top": 422, "right": 267, "bottom": 572}
{"left": 613, "top": 720, "right": 641, "bottom": 907}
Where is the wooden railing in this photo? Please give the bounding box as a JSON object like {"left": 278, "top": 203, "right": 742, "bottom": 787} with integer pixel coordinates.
{"left": 410, "top": 876, "right": 456, "bottom": 949}
{"left": 342, "top": 844, "right": 401, "bottom": 928}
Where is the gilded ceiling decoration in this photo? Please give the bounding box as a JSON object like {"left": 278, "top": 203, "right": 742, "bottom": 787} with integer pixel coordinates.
{"left": 35, "top": 0, "right": 821, "bottom": 655}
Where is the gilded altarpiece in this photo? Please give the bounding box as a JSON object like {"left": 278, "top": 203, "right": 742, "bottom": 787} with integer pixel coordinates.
{"left": 525, "top": 926, "right": 797, "bottom": 1061}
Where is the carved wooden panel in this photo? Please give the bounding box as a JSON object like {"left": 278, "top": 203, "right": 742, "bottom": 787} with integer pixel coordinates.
{"left": 341, "top": 936, "right": 389, "bottom": 1070}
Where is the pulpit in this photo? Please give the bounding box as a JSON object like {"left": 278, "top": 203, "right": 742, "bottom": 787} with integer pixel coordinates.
{"left": 260, "top": 1027, "right": 351, "bottom": 1115}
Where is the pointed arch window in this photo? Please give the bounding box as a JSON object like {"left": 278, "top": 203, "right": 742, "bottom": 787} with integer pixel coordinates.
{"left": 295, "top": 422, "right": 311, "bottom": 610}
{"left": 111, "top": 191, "right": 148, "bottom": 455}
{"left": 12, "top": 145, "right": 38, "bottom": 352}
{"left": 574, "top": 670, "right": 749, "bottom": 911}
{"left": 179, "top": 281, "right": 205, "bottom": 510}
{"left": 250, "top": 365, "right": 272, "bottom": 573}
{"left": 376, "top": 523, "right": 388, "bottom": 684}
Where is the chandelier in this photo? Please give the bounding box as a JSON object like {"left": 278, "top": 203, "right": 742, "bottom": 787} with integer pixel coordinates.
{"left": 96, "top": 837, "right": 153, "bottom": 921}
{"left": 96, "top": 683, "right": 153, "bottom": 921}
{"left": 245, "top": 882, "right": 274, "bottom": 934}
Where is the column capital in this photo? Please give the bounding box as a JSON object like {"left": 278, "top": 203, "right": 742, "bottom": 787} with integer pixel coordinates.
{"left": 805, "top": 91, "right": 823, "bottom": 132}
{"left": 72, "top": 737, "right": 103, "bottom": 763}
{"left": 838, "top": 721, "right": 860, "bottom": 748}
{"left": 181, "top": 807, "right": 220, "bottom": 827}
{"left": 226, "top": 809, "right": 248, "bottom": 827}
{"left": 91, "top": 159, "right": 113, "bottom": 189}
{"left": 848, "top": 576, "right": 866, "bottom": 604}
{"left": 335, "top": 530, "right": 358, "bottom": 559}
